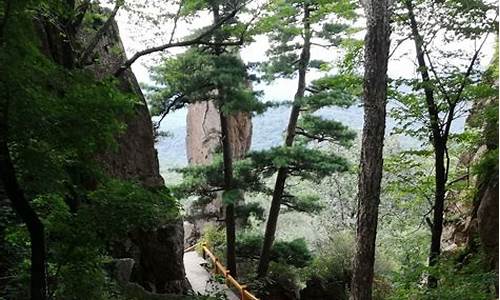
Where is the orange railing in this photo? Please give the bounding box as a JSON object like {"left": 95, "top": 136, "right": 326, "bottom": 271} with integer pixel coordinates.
{"left": 184, "top": 243, "right": 260, "bottom": 300}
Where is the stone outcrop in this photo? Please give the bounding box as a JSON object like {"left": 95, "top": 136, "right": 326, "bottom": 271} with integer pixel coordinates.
{"left": 80, "top": 21, "right": 164, "bottom": 188}
{"left": 186, "top": 101, "right": 252, "bottom": 165}
{"left": 477, "top": 174, "right": 499, "bottom": 271}
{"left": 442, "top": 62, "right": 499, "bottom": 279}
{"left": 129, "top": 220, "right": 190, "bottom": 293}
{"left": 80, "top": 17, "right": 188, "bottom": 293}
{"left": 35, "top": 9, "right": 188, "bottom": 294}
{"left": 184, "top": 100, "right": 252, "bottom": 245}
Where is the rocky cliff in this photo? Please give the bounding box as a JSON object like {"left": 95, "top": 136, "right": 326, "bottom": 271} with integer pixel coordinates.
{"left": 443, "top": 57, "right": 498, "bottom": 277}
{"left": 186, "top": 100, "right": 252, "bottom": 165}
{"left": 83, "top": 18, "right": 188, "bottom": 293}
{"left": 36, "top": 9, "right": 188, "bottom": 294}
{"left": 184, "top": 100, "right": 252, "bottom": 244}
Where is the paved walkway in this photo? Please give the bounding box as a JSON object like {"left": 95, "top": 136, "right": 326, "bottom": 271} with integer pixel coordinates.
{"left": 183, "top": 251, "right": 239, "bottom": 300}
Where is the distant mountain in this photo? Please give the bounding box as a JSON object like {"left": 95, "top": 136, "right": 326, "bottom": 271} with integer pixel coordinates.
{"left": 155, "top": 103, "right": 465, "bottom": 174}
{"left": 156, "top": 104, "right": 363, "bottom": 171}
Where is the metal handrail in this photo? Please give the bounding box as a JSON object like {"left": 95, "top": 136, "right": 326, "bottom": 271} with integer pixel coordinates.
{"left": 184, "top": 243, "right": 260, "bottom": 300}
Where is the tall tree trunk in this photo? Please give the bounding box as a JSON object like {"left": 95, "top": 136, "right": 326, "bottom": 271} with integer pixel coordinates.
{"left": 211, "top": 3, "right": 238, "bottom": 278}
{"left": 350, "top": 0, "right": 391, "bottom": 299}
{"left": 219, "top": 111, "right": 238, "bottom": 277}
{"left": 256, "top": 4, "right": 311, "bottom": 278}
{"left": 0, "top": 3, "right": 47, "bottom": 299}
{"left": 0, "top": 105, "right": 48, "bottom": 300}
{"left": 405, "top": 0, "right": 447, "bottom": 287}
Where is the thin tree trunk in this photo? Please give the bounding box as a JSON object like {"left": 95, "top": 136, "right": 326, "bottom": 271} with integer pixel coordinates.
{"left": 428, "top": 142, "right": 446, "bottom": 287}
{"left": 211, "top": 3, "right": 238, "bottom": 278}
{"left": 220, "top": 111, "right": 238, "bottom": 277}
{"left": 405, "top": 0, "right": 447, "bottom": 287}
{"left": 256, "top": 4, "right": 311, "bottom": 278}
{"left": 350, "top": 0, "right": 391, "bottom": 298}
{"left": 0, "top": 4, "right": 47, "bottom": 298}
{"left": 0, "top": 104, "right": 47, "bottom": 300}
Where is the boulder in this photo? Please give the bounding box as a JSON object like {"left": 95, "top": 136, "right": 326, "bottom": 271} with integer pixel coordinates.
{"left": 130, "top": 219, "right": 189, "bottom": 294}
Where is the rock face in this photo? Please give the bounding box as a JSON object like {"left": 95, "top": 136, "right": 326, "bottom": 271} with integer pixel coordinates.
{"left": 79, "top": 19, "right": 188, "bottom": 293}
{"left": 35, "top": 11, "right": 188, "bottom": 294}
{"left": 443, "top": 69, "right": 499, "bottom": 280}
{"left": 130, "top": 220, "right": 190, "bottom": 293}
{"left": 184, "top": 100, "right": 252, "bottom": 245}
{"left": 186, "top": 100, "right": 252, "bottom": 165}
{"left": 477, "top": 174, "right": 499, "bottom": 271}
{"left": 79, "top": 22, "right": 164, "bottom": 188}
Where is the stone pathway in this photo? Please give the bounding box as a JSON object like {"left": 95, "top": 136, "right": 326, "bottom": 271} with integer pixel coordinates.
{"left": 183, "top": 251, "right": 239, "bottom": 300}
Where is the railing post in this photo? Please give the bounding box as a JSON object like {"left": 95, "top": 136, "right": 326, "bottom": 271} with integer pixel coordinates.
{"left": 202, "top": 243, "right": 207, "bottom": 259}
{"left": 213, "top": 257, "right": 219, "bottom": 274}
{"left": 240, "top": 284, "right": 248, "bottom": 300}
{"left": 200, "top": 244, "right": 259, "bottom": 300}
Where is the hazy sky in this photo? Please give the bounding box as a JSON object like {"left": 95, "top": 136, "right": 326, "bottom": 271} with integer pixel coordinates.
{"left": 111, "top": 1, "right": 495, "bottom": 103}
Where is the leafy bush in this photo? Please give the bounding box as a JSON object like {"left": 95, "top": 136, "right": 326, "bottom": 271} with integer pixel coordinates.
{"left": 235, "top": 202, "right": 265, "bottom": 226}
{"left": 4, "top": 180, "right": 179, "bottom": 299}
{"left": 198, "top": 225, "right": 227, "bottom": 260}
{"left": 305, "top": 231, "right": 354, "bottom": 283}
{"left": 236, "top": 233, "right": 312, "bottom": 268}
{"left": 199, "top": 228, "right": 313, "bottom": 269}
{"left": 388, "top": 250, "right": 496, "bottom": 300}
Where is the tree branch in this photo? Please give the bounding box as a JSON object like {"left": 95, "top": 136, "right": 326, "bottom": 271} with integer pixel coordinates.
{"left": 388, "top": 36, "right": 410, "bottom": 59}
{"left": 442, "top": 27, "right": 493, "bottom": 140}
{"left": 78, "top": 2, "right": 122, "bottom": 66}
{"left": 153, "top": 93, "right": 187, "bottom": 130}
{"left": 72, "top": 0, "right": 91, "bottom": 30}
{"left": 168, "top": 0, "right": 184, "bottom": 44}
{"left": 114, "top": 6, "right": 241, "bottom": 76}
{"left": 424, "top": 50, "right": 451, "bottom": 104}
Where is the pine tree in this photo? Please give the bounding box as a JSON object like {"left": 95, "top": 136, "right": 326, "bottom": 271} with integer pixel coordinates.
{"left": 349, "top": 0, "right": 391, "bottom": 298}
{"left": 149, "top": 0, "right": 263, "bottom": 277}
{"left": 254, "top": 0, "right": 358, "bottom": 277}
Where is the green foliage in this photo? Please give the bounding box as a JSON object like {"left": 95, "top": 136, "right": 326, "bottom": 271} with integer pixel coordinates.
{"left": 271, "top": 238, "right": 312, "bottom": 268}
{"left": 305, "top": 231, "right": 354, "bottom": 283}
{"left": 174, "top": 145, "right": 347, "bottom": 215}
{"left": 199, "top": 227, "right": 312, "bottom": 268}
{"left": 5, "top": 180, "right": 179, "bottom": 299}
{"left": 248, "top": 145, "right": 350, "bottom": 181}
{"left": 301, "top": 74, "right": 362, "bottom": 110}
{"left": 473, "top": 148, "right": 499, "bottom": 178}
{"left": 198, "top": 225, "right": 227, "bottom": 259}
{"left": 222, "top": 189, "right": 241, "bottom": 205}
{"left": 0, "top": 2, "right": 181, "bottom": 298}
{"left": 281, "top": 193, "right": 324, "bottom": 214}
{"left": 1, "top": 2, "right": 136, "bottom": 197}
{"left": 235, "top": 202, "right": 265, "bottom": 226}
{"left": 390, "top": 0, "right": 496, "bottom": 144}
{"left": 236, "top": 233, "right": 312, "bottom": 268}
{"left": 389, "top": 250, "right": 496, "bottom": 300}
{"left": 258, "top": 0, "right": 357, "bottom": 81}
{"left": 150, "top": 49, "right": 261, "bottom": 114}
{"left": 296, "top": 114, "right": 356, "bottom": 146}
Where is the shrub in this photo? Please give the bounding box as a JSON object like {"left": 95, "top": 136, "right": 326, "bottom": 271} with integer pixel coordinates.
{"left": 388, "top": 250, "right": 496, "bottom": 300}
{"left": 4, "top": 179, "right": 180, "bottom": 299}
